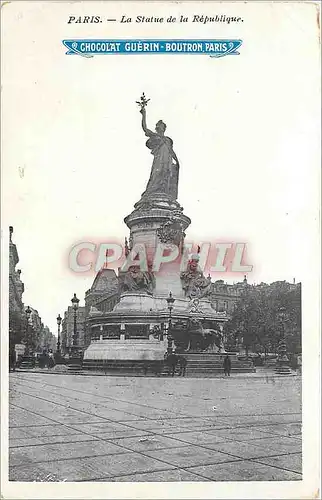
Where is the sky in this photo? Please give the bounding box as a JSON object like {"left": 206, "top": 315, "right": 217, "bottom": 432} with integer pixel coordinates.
{"left": 2, "top": 2, "right": 320, "bottom": 334}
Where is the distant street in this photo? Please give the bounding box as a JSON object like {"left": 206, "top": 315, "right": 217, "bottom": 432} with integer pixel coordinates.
{"left": 9, "top": 371, "right": 302, "bottom": 482}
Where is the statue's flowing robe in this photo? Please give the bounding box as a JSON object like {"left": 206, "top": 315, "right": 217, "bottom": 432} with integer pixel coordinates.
{"left": 142, "top": 132, "right": 178, "bottom": 200}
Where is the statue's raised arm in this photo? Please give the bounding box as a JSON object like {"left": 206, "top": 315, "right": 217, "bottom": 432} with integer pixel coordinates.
{"left": 140, "top": 107, "right": 154, "bottom": 137}
{"left": 136, "top": 92, "right": 154, "bottom": 137}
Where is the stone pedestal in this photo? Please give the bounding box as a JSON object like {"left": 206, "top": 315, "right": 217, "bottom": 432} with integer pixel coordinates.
{"left": 19, "top": 355, "right": 35, "bottom": 369}
{"left": 83, "top": 338, "right": 167, "bottom": 374}
{"left": 275, "top": 338, "right": 291, "bottom": 375}
{"left": 67, "top": 348, "right": 83, "bottom": 372}
{"left": 84, "top": 338, "right": 167, "bottom": 361}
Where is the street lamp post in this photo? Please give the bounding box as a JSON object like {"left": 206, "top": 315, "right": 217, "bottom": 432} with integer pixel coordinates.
{"left": 20, "top": 306, "right": 35, "bottom": 368}
{"left": 68, "top": 293, "right": 82, "bottom": 371}
{"left": 275, "top": 306, "right": 291, "bottom": 375}
{"left": 25, "top": 305, "right": 32, "bottom": 353}
{"left": 55, "top": 314, "right": 62, "bottom": 363}
{"left": 166, "top": 291, "right": 175, "bottom": 353}
{"left": 71, "top": 293, "right": 80, "bottom": 351}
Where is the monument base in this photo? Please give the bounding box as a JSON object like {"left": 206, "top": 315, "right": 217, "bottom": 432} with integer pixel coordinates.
{"left": 83, "top": 338, "right": 167, "bottom": 374}
{"left": 83, "top": 340, "right": 255, "bottom": 376}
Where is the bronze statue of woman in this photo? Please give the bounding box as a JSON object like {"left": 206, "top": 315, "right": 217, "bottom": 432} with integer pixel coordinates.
{"left": 139, "top": 103, "right": 180, "bottom": 201}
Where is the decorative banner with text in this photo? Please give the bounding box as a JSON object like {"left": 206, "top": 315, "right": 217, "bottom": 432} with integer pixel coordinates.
{"left": 62, "top": 39, "right": 242, "bottom": 58}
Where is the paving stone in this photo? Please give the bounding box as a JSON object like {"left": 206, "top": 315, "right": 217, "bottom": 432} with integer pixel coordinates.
{"left": 83, "top": 409, "right": 147, "bottom": 421}
{"left": 9, "top": 440, "right": 128, "bottom": 466}
{"left": 187, "top": 460, "right": 302, "bottom": 481}
{"left": 106, "top": 468, "right": 211, "bottom": 482}
{"left": 256, "top": 423, "right": 302, "bottom": 438}
{"left": 213, "top": 427, "right": 273, "bottom": 441}
{"left": 239, "top": 436, "right": 302, "bottom": 454}
{"left": 273, "top": 414, "right": 302, "bottom": 424}
{"left": 18, "top": 425, "right": 82, "bottom": 438}
{"left": 163, "top": 418, "right": 221, "bottom": 429}
{"left": 251, "top": 452, "right": 302, "bottom": 474}
{"left": 165, "top": 431, "right": 228, "bottom": 447}
{"left": 83, "top": 452, "right": 176, "bottom": 478}
{"left": 46, "top": 414, "right": 103, "bottom": 424}
{"left": 9, "top": 412, "right": 52, "bottom": 427}
{"left": 9, "top": 427, "right": 36, "bottom": 439}
{"left": 70, "top": 421, "right": 131, "bottom": 433}
{"left": 124, "top": 420, "right": 184, "bottom": 432}
{"left": 118, "top": 410, "right": 174, "bottom": 420}
{"left": 199, "top": 439, "right": 297, "bottom": 459}
{"left": 205, "top": 413, "right": 301, "bottom": 427}
{"left": 91, "top": 429, "right": 151, "bottom": 440}
{"left": 9, "top": 464, "right": 61, "bottom": 482}
{"left": 204, "top": 416, "right": 275, "bottom": 428}
{"left": 10, "top": 437, "right": 45, "bottom": 448}
{"left": 143, "top": 445, "right": 242, "bottom": 468}
{"left": 149, "top": 426, "right": 195, "bottom": 435}
{"left": 109, "top": 435, "right": 189, "bottom": 452}
{"left": 39, "top": 434, "right": 100, "bottom": 445}
{"left": 11, "top": 459, "right": 102, "bottom": 482}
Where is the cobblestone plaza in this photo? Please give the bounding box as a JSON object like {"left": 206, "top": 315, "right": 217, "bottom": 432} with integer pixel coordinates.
{"left": 9, "top": 371, "right": 301, "bottom": 482}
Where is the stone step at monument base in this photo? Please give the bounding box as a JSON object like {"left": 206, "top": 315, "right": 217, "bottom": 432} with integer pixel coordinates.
{"left": 275, "top": 365, "right": 292, "bottom": 375}
{"left": 187, "top": 360, "right": 253, "bottom": 368}
{"left": 19, "top": 356, "right": 35, "bottom": 369}
{"left": 185, "top": 363, "right": 254, "bottom": 370}
{"left": 68, "top": 364, "right": 83, "bottom": 372}
{"left": 183, "top": 353, "right": 239, "bottom": 360}
{"left": 67, "top": 355, "right": 83, "bottom": 372}
{"left": 83, "top": 357, "right": 255, "bottom": 376}
{"left": 156, "top": 366, "right": 255, "bottom": 377}
{"left": 266, "top": 360, "right": 277, "bottom": 367}
{"left": 182, "top": 364, "right": 255, "bottom": 375}
{"left": 19, "top": 362, "right": 35, "bottom": 369}
{"left": 179, "top": 353, "right": 255, "bottom": 374}
{"left": 188, "top": 367, "right": 255, "bottom": 373}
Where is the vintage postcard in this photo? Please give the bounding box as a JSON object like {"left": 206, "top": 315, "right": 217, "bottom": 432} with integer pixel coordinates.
{"left": 1, "top": 1, "right": 320, "bottom": 498}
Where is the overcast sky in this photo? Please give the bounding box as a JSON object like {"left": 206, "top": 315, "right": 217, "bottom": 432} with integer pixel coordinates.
{"left": 2, "top": 2, "right": 319, "bottom": 334}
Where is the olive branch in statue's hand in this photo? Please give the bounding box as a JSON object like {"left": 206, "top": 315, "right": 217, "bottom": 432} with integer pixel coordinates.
{"left": 136, "top": 93, "right": 150, "bottom": 112}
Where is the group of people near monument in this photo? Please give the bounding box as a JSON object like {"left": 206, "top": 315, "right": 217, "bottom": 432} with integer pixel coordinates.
{"left": 9, "top": 348, "right": 56, "bottom": 371}
{"left": 164, "top": 351, "right": 232, "bottom": 377}
{"left": 164, "top": 352, "right": 187, "bottom": 377}
{"left": 38, "top": 349, "right": 55, "bottom": 369}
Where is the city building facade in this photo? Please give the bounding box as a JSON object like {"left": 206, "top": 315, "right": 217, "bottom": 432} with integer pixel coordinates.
{"left": 9, "top": 226, "right": 56, "bottom": 356}
{"left": 37, "top": 325, "right": 57, "bottom": 352}
{"left": 209, "top": 277, "right": 248, "bottom": 314}
{"left": 9, "top": 226, "right": 24, "bottom": 314}
{"left": 84, "top": 268, "right": 119, "bottom": 347}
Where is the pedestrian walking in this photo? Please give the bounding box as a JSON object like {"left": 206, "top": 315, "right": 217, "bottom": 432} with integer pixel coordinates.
{"left": 166, "top": 352, "right": 178, "bottom": 377}
{"left": 177, "top": 356, "right": 187, "bottom": 377}
{"left": 9, "top": 348, "right": 16, "bottom": 372}
{"left": 48, "top": 349, "right": 55, "bottom": 368}
{"left": 39, "top": 350, "right": 46, "bottom": 368}
{"left": 223, "top": 355, "right": 231, "bottom": 377}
